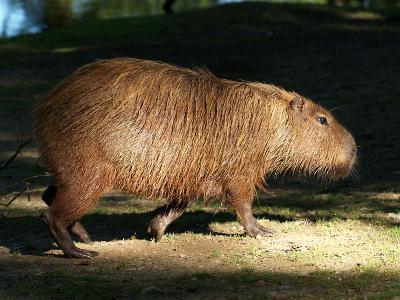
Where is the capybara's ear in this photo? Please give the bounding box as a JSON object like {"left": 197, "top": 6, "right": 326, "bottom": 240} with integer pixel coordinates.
{"left": 290, "top": 95, "right": 304, "bottom": 112}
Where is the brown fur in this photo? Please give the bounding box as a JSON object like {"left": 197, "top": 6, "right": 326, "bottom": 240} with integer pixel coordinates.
{"left": 33, "top": 58, "right": 356, "bottom": 245}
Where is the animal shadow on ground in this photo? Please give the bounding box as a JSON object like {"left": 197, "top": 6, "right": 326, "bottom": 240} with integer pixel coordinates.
{"left": 1, "top": 189, "right": 398, "bottom": 257}
{"left": 0, "top": 201, "right": 290, "bottom": 257}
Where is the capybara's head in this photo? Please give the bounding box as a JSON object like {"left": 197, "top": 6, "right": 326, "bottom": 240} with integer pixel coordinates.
{"left": 276, "top": 95, "right": 357, "bottom": 180}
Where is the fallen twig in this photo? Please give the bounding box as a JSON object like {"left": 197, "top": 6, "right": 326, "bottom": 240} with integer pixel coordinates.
{"left": 0, "top": 174, "right": 50, "bottom": 193}
{"left": 0, "top": 186, "right": 27, "bottom": 207}
{"left": 0, "top": 138, "right": 32, "bottom": 172}
{"left": 26, "top": 182, "right": 31, "bottom": 202}
{"left": 0, "top": 187, "right": 45, "bottom": 207}
{"left": 0, "top": 135, "right": 48, "bottom": 209}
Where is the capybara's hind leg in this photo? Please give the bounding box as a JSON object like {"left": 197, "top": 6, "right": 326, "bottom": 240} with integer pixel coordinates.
{"left": 226, "top": 185, "right": 275, "bottom": 237}
{"left": 43, "top": 183, "right": 104, "bottom": 259}
{"left": 42, "top": 211, "right": 98, "bottom": 259}
{"left": 148, "top": 201, "right": 188, "bottom": 241}
{"left": 42, "top": 184, "right": 93, "bottom": 244}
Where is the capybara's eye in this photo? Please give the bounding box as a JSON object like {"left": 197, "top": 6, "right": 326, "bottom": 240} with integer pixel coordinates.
{"left": 317, "top": 116, "right": 328, "bottom": 126}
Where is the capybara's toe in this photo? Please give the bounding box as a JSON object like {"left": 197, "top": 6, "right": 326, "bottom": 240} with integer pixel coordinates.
{"left": 64, "top": 246, "right": 99, "bottom": 259}
{"left": 245, "top": 222, "right": 275, "bottom": 238}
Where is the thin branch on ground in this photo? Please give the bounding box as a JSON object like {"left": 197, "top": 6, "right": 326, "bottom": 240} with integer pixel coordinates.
{"left": 26, "top": 182, "right": 31, "bottom": 202}
{"left": 0, "top": 174, "right": 50, "bottom": 193}
{"left": 0, "top": 138, "right": 32, "bottom": 172}
{"left": 0, "top": 186, "right": 28, "bottom": 207}
{"left": 0, "top": 187, "right": 45, "bottom": 207}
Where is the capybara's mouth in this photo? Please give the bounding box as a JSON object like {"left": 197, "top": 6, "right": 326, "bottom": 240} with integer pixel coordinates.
{"left": 334, "top": 152, "right": 357, "bottom": 179}
{"left": 336, "top": 138, "right": 358, "bottom": 179}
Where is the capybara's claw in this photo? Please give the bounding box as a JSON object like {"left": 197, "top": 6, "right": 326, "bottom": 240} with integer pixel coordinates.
{"left": 245, "top": 222, "right": 275, "bottom": 238}
{"left": 42, "top": 211, "right": 98, "bottom": 259}
{"left": 64, "top": 246, "right": 99, "bottom": 259}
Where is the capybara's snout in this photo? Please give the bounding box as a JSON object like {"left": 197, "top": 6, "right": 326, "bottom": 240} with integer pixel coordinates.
{"left": 338, "top": 134, "right": 357, "bottom": 177}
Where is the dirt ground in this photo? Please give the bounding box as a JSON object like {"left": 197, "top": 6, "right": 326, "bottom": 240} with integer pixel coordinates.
{"left": 1, "top": 191, "right": 399, "bottom": 299}
{"left": 0, "top": 2, "right": 399, "bottom": 299}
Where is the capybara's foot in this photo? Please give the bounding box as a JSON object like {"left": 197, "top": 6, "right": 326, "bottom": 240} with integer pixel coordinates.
{"left": 244, "top": 221, "right": 275, "bottom": 238}
{"left": 64, "top": 246, "right": 99, "bottom": 259}
{"left": 68, "top": 221, "right": 93, "bottom": 244}
{"left": 147, "top": 216, "right": 167, "bottom": 241}
{"left": 147, "top": 202, "right": 187, "bottom": 241}
{"left": 41, "top": 211, "right": 98, "bottom": 259}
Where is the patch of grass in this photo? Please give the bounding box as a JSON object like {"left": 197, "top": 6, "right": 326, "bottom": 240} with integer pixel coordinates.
{"left": 208, "top": 249, "right": 223, "bottom": 259}
{"left": 388, "top": 226, "right": 400, "bottom": 239}
{"left": 255, "top": 190, "right": 400, "bottom": 226}
{"left": 11, "top": 270, "right": 122, "bottom": 300}
{"left": 0, "top": 290, "right": 12, "bottom": 300}
{"left": 369, "top": 286, "right": 400, "bottom": 299}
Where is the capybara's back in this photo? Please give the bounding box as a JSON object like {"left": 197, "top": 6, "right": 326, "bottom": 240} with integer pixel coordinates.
{"left": 34, "top": 58, "right": 357, "bottom": 259}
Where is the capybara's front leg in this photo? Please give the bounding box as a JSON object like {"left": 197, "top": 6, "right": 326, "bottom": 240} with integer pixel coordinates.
{"left": 147, "top": 200, "right": 188, "bottom": 241}
{"left": 42, "top": 211, "right": 98, "bottom": 259}
{"left": 226, "top": 186, "right": 275, "bottom": 237}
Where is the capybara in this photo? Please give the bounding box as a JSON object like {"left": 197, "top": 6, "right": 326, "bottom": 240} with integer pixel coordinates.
{"left": 33, "top": 58, "right": 357, "bottom": 259}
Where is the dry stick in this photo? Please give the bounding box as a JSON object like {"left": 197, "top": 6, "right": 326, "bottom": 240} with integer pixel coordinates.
{"left": 0, "top": 138, "right": 33, "bottom": 172}
{"left": 0, "top": 174, "right": 50, "bottom": 193}
{"left": 26, "top": 182, "right": 31, "bottom": 202}
{"left": 0, "top": 187, "right": 46, "bottom": 207}
{"left": 0, "top": 186, "right": 28, "bottom": 207}
{"left": 0, "top": 137, "right": 46, "bottom": 209}
{"left": 0, "top": 175, "right": 48, "bottom": 208}
{"left": 1, "top": 187, "right": 45, "bottom": 198}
